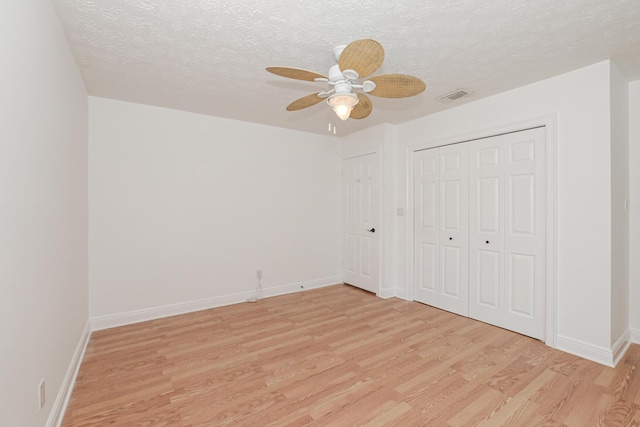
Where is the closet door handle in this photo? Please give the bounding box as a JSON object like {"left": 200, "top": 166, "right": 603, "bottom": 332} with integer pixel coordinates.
{"left": 449, "top": 237, "right": 453, "bottom": 241}
{"left": 485, "top": 240, "right": 490, "bottom": 244}
{"left": 367, "top": 228, "right": 376, "bottom": 233}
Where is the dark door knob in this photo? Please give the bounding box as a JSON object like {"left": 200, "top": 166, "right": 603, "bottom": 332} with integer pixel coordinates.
{"left": 449, "top": 237, "right": 453, "bottom": 240}
{"left": 367, "top": 228, "right": 376, "bottom": 233}
{"left": 486, "top": 240, "right": 490, "bottom": 244}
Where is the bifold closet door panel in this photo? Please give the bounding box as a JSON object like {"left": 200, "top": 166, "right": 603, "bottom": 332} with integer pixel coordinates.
{"left": 414, "top": 144, "right": 469, "bottom": 316}
{"left": 469, "top": 127, "right": 546, "bottom": 340}
{"left": 438, "top": 143, "right": 469, "bottom": 316}
{"left": 414, "top": 149, "right": 440, "bottom": 306}
{"left": 468, "top": 137, "right": 505, "bottom": 329}
{"left": 503, "top": 128, "right": 546, "bottom": 339}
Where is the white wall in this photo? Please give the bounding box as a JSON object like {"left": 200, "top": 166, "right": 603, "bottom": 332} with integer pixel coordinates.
{"left": 630, "top": 80, "right": 640, "bottom": 340}
{"left": 610, "top": 63, "right": 630, "bottom": 346}
{"left": 0, "top": 2, "right": 88, "bottom": 426}
{"left": 89, "top": 98, "right": 341, "bottom": 324}
{"left": 391, "top": 61, "right": 616, "bottom": 363}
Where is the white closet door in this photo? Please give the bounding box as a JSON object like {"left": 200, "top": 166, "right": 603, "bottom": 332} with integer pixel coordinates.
{"left": 414, "top": 144, "right": 469, "bottom": 316}
{"left": 438, "top": 144, "right": 469, "bottom": 316}
{"left": 343, "top": 153, "right": 379, "bottom": 294}
{"left": 414, "top": 149, "right": 440, "bottom": 306}
{"left": 469, "top": 127, "right": 546, "bottom": 339}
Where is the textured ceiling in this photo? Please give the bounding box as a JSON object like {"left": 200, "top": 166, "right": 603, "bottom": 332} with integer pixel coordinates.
{"left": 53, "top": 0, "right": 640, "bottom": 136}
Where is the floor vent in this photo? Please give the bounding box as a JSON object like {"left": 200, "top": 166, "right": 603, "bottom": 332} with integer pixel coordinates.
{"left": 437, "top": 89, "right": 471, "bottom": 103}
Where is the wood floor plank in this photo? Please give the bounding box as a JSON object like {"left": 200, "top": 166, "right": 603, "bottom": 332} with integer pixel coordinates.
{"left": 62, "top": 284, "right": 640, "bottom": 426}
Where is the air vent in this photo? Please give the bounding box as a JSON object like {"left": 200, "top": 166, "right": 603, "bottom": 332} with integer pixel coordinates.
{"left": 437, "top": 89, "right": 471, "bottom": 103}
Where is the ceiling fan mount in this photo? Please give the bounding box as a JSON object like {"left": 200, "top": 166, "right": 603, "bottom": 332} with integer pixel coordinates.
{"left": 266, "top": 39, "right": 426, "bottom": 121}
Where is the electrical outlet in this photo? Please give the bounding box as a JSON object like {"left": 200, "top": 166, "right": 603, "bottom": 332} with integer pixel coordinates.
{"left": 256, "top": 269, "right": 262, "bottom": 280}
{"left": 38, "top": 379, "right": 45, "bottom": 411}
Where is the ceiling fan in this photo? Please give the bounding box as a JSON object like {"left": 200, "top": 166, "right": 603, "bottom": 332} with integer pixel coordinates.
{"left": 266, "top": 39, "right": 426, "bottom": 121}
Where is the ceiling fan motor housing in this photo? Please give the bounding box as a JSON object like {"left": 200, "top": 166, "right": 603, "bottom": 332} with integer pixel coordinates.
{"left": 328, "top": 64, "right": 359, "bottom": 96}
{"left": 328, "top": 64, "right": 346, "bottom": 83}
{"left": 332, "top": 45, "right": 347, "bottom": 62}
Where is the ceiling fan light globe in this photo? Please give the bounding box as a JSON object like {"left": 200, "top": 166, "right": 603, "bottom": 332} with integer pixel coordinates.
{"left": 327, "top": 93, "right": 359, "bottom": 121}
{"left": 334, "top": 104, "right": 351, "bottom": 120}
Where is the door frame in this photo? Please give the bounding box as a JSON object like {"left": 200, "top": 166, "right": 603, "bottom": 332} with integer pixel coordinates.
{"left": 405, "top": 116, "right": 558, "bottom": 348}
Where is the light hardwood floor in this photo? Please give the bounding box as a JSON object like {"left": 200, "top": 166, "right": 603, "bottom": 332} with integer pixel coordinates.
{"left": 62, "top": 284, "right": 640, "bottom": 426}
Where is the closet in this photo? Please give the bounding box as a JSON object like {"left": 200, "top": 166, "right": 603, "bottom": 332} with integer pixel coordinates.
{"left": 414, "top": 127, "right": 546, "bottom": 340}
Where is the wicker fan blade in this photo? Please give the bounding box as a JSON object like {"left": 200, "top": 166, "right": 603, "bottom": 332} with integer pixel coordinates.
{"left": 287, "top": 92, "right": 325, "bottom": 111}
{"left": 351, "top": 93, "right": 373, "bottom": 119}
{"left": 369, "top": 74, "right": 426, "bottom": 98}
{"left": 266, "top": 67, "right": 327, "bottom": 82}
{"left": 338, "top": 39, "right": 384, "bottom": 78}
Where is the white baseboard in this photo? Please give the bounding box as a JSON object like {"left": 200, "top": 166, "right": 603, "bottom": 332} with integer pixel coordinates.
{"left": 612, "top": 329, "right": 632, "bottom": 366}
{"left": 631, "top": 328, "right": 640, "bottom": 343}
{"left": 91, "top": 277, "right": 341, "bottom": 330}
{"left": 394, "top": 287, "right": 410, "bottom": 301}
{"left": 377, "top": 288, "right": 395, "bottom": 299}
{"left": 556, "top": 333, "right": 631, "bottom": 368}
{"left": 47, "top": 320, "right": 91, "bottom": 427}
{"left": 262, "top": 276, "right": 341, "bottom": 298}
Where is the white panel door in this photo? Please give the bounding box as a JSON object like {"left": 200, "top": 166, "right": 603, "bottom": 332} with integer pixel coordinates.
{"left": 414, "top": 149, "right": 440, "bottom": 306}
{"left": 343, "top": 153, "right": 379, "bottom": 294}
{"left": 414, "top": 144, "right": 469, "bottom": 316}
{"left": 438, "top": 144, "right": 469, "bottom": 316}
{"left": 469, "top": 127, "right": 546, "bottom": 339}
